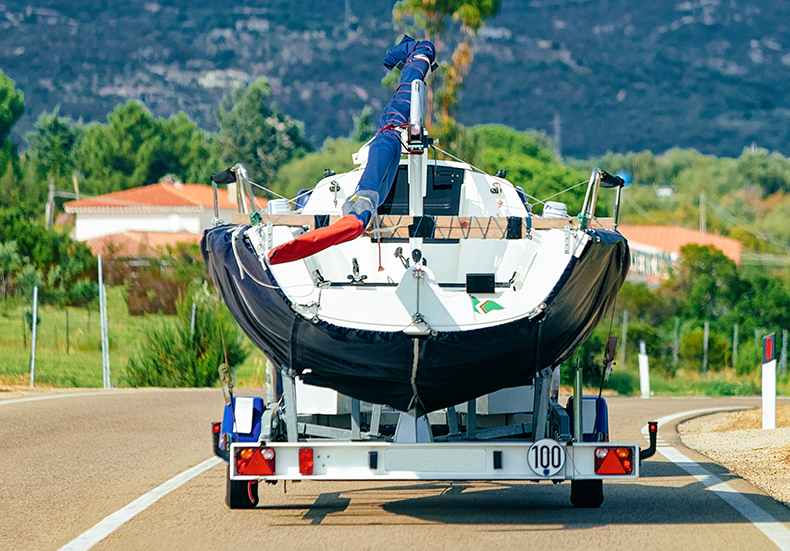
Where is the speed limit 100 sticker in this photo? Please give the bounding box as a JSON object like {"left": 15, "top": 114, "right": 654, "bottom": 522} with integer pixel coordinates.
{"left": 527, "top": 438, "right": 565, "bottom": 477}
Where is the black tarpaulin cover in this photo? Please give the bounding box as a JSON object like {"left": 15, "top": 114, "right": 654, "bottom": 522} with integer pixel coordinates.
{"left": 201, "top": 226, "right": 629, "bottom": 413}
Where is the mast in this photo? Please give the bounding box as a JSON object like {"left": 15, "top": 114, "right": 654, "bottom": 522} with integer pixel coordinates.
{"left": 408, "top": 79, "right": 428, "bottom": 256}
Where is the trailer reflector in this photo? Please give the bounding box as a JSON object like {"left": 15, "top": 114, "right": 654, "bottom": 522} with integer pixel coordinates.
{"left": 236, "top": 447, "right": 276, "bottom": 476}
{"left": 594, "top": 447, "right": 633, "bottom": 475}
{"left": 299, "top": 448, "right": 314, "bottom": 475}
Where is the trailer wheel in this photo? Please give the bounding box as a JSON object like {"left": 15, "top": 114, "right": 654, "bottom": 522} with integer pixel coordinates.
{"left": 226, "top": 465, "right": 259, "bottom": 509}
{"left": 570, "top": 480, "right": 603, "bottom": 508}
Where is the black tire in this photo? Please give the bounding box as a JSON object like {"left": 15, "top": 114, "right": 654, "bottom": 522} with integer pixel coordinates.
{"left": 225, "top": 465, "right": 259, "bottom": 509}
{"left": 570, "top": 479, "right": 604, "bottom": 508}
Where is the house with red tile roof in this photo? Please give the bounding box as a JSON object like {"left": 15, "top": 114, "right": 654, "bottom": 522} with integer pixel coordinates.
{"left": 618, "top": 224, "right": 742, "bottom": 284}
{"left": 63, "top": 182, "right": 262, "bottom": 245}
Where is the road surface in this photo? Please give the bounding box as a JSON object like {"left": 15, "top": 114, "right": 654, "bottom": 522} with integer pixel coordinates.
{"left": 1, "top": 389, "right": 789, "bottom": 550}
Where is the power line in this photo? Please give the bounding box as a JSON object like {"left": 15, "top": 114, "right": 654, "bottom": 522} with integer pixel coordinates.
{"left": 705, "top": 198, "right": 789, "bottom": 250}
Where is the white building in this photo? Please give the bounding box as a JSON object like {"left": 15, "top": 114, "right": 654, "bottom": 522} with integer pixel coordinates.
{"left": 64, "top": 182, "right": 249, "bottom": 242}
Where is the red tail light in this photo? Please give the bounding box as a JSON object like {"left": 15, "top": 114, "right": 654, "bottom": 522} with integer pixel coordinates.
{"left": 212, "top": 422, "right": 222, "bottom": 433}
{"left": 594, "top": 447, "right": 633, "bottom": 475}
{"left": 236, "top": 447, "right": 275, "bottom": 476}
{"left": 299, "top": 448, "right": 314, "bottom": 475}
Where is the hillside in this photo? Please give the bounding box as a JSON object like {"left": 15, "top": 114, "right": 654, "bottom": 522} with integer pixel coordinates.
{"left": 1, "top": 0, "right": 790, "bottom": 158}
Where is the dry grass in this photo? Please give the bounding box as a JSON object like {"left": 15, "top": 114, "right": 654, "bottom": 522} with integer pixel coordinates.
{"left": 703, "top": 404, "right": 790, "bottom": 432}
{"left": 680, "top": 407, "right": 790, "bottom": 505}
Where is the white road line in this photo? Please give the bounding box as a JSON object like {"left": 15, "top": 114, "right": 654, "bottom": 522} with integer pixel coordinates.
{"left": 643, "top": 407, "right": 790, "bottom": 551}
{"left": 58, "top": 457, "right": 222, "bottom": 551}
{"left": 0, "top": 392, "right": 108, "bottom": 406}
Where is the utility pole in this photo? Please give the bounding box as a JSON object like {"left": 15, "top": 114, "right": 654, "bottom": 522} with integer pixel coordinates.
{"left": 700, "top": 191, "right": 706, "bottom": 234}
{"left": 72, "top": 172, "right": 80, "bottom": 199}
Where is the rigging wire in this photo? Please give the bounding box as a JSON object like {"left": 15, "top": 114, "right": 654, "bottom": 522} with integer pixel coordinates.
{"left": 539, "top": 180, "right": 588, "bottom": 204}
{"left": 705, "top": 198, "right": 790, "bottom": 250}
{"left": 622, "top": 193, "right": 659, "bottom": 223}
{"left": 430, "top": 144, "right": 588, "bottom": 207}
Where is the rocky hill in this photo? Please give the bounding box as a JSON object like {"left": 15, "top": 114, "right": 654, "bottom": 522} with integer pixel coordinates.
{"left": 1, "top": 0, "right": 789, "bottom": 158}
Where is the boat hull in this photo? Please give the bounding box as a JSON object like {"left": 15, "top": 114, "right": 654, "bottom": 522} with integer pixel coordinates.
{"left": 202, "top": 225, "right": 630, "bottom": 413}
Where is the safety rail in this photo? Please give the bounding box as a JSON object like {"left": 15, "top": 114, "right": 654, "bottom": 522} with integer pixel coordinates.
{"left": 230, "top": 213, "right": 616, "bottom": 238}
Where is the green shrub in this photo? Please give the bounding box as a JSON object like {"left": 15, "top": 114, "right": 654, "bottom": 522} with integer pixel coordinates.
{"left": 607, "top": 371, "right": 638, "bottom": 396}
{"left": 680, "top": 326, "right": 730, "bottom": 372}
{"left": 561, "top": 331, "right": 606, "bottom": 387}
{"left": 735, "top": 341, "right": 762, "bottom": 376}
{"left": 124, "top": 287, "right": 249, "bottom": 387}
{"left": 627, "top": 322, "right": 675, "bottom": 376}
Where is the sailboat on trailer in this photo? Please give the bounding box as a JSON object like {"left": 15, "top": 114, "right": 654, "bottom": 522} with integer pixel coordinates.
{"left": 201, "top": 36, "right": 630, "bottom": 414}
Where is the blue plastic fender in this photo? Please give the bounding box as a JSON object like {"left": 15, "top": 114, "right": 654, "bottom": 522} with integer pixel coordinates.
{"left": 220, "top": 396, "right": 264, "bottom": 448}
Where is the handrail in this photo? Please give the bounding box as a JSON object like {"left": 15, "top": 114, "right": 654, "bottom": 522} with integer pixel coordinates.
{"left": 579, "top": 168, "right": 627, "bottom": 230}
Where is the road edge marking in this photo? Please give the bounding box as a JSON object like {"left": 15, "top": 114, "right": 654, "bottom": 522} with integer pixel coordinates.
{"left": 0, "top": 388, "right": 210, "bottom": 407}
{"left": 57, "top": 457, "right": 222, "bottom": 551}
{"left": 643, "top": 407, "right": 790, "bottom": 551}
{"left": 0, "top": 392, "right": 111, "bottom": 406}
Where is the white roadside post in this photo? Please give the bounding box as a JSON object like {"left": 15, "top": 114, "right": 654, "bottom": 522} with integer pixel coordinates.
{"left": 762, "top": 333, "right": 777, "bottom": 430}
{"left": 29, "top": 286, "right": 38, "bottom": 387}
{"left": 638, "top": 339, "right": 650, "bottom": 399}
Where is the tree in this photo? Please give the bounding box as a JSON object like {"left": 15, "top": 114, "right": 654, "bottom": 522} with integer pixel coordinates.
{"left": 216, "top": 77, "right": 312, "bottom": 190}
{"left": 0, "top": 72, "right": 24, "bottom": 209}
{"left": 24, "top": 108, "right": 83, "bottom": 209}
{"left": 736, "top": 147, "right": 790, "bottom": 196}
{"left": 0, "top": 70, "right": 24, "bottom": 145}
{"left": 393, "top": 0, "right": 501, "bottom": 137}
{"left": 0, "top": 240, "right": 22, "bottom": 298}
{"left": 16, "top": 264, "right": 44, "bottom": 300}
{"left": 664, "top": 244, "right": 748, "bottom": 321}
{"left": 276, "top": 138, "right": 361, "bottom": 199}
{"left": 472, "top": 125, "right": 588, "bottom": 210}
{"left": 351, "top": 106, "right": 376, "bottom": 144}
{"left": 0, "top": 140, "right": 22, "bottom": 208}
{"left": 74, "top": 101, "right": 218, "bottom": 195}
{"left": 0, "top": 208, "right": 96, "bottom": 303}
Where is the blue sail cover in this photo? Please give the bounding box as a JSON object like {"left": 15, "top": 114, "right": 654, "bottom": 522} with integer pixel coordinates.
{"left": 344, "top": 36, "right": 436, "bottom": 226}
{"left": 268, "top": 36, "right": 435, "bottom": 265}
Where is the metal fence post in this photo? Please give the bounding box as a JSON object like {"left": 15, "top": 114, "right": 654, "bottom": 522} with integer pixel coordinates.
{"left": 733, "top": 324, "right": 739, "bottom": 369}
{"left": 620, "top": 310, "right": 628, "bottom": 369}
{"left": 29, "top": 286, "right": 38, "bottom": 388}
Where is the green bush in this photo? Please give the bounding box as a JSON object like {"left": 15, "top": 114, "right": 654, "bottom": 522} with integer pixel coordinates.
{"left": 124, "top": 287, "right": 249, "bottom": 387}
{"left": 680, "top": 326, "right": 730, "bottom": 372}
{"left": 735, "top": 341, "right": 763, "bottom": 376}
{"left": 627, "top": 322, "right": 675, "bottom": 376}
{"left": 607, "top": 371, "right": 638, "bottom": 396}
{"left": 561, "top": 331, "right": 606, "bottom": 387}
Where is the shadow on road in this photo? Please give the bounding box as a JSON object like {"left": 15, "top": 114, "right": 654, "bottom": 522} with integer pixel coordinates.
{"left": 278, "top": 465, "right": 790, "bottom": 528}
{"left": 301, "top": 492, "right": 351, "bottom": 524}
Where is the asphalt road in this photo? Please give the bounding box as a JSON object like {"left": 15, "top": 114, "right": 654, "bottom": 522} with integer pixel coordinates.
{"left": 2, "top": 389, "right": 789, "bottom": 551}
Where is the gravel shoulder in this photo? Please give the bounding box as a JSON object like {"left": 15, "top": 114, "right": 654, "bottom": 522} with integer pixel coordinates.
{"left": 679, "top": 405, "right": 790, "bottom": 508}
